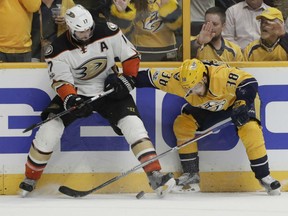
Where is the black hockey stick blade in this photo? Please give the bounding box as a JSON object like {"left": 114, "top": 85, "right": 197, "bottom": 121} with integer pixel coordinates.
{"left": 58, "top": 186, "right": 94, "bottom": 198}
{"left": 59, "top": 173, "right": 123, "bottom": 197}
{"left": 22, "top": 89, "right": 114, "bottom": 133}
{"left": 58, "top": 117, "right": 233, "bottom": 198}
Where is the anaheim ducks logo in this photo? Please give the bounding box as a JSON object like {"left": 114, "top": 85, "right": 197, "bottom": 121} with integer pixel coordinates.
{"left": 143, "top": 11, "right": 163, "bottom": 32}
{"left": 45, "top": 45, "right": 53, "bottom": 56}
{"left": 66, "top": 11, "right": 75, "bottom": 18}
{"left": 74, "top": 58, "right": 107, "bottom": 80}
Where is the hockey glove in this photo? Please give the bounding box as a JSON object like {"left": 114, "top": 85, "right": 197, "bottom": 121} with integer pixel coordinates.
{"left": 63, "top": 94, "right": 93, "bottom": 118}
{"left": 104, "top": 73, "right": 135, "bottom": 100}
{"left": 231, "top": 100, "right": 250, "bottom": 127}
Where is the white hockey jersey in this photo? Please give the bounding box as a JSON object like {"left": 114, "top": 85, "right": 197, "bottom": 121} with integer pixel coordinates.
{"left": 44, "top": 21, "right": 140, "bottom": 98}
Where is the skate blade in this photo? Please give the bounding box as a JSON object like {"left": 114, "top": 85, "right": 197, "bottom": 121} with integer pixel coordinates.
{"left": 267, "top": 188, "right": 281, "bottom": 196}
{"left": 155, "top": 178, "right": 176, "bottom": 198}
{"left": 20, "top": 190, "right": 30, "bottom": 198}
{"left": 172, "top": 183, "right": 200, "bottom": 193}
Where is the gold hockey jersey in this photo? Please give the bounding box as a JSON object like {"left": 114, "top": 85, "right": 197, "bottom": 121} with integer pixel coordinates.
{"left": 148, "top": 62, "right": 254, "bottom": 111}
{"left": 110, "top": 0, "right": 182, "bottom": 52}
{"left": 190, "top": 36, "right": 244, "bottom": 62}
{"left": 243, "top": 39, "right": 288, "bottom": 61}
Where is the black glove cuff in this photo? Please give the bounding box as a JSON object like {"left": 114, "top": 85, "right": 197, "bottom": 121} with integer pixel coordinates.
{"left": 63, "top": 94, "right": 75, "bottom": 110}
{"left": 118, "top": 75, "right": 135, "bottom": 91}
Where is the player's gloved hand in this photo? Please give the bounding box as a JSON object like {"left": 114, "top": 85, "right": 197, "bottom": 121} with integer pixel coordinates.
{"left": 104, "top": 73, "right": 135, "bottom": 99}
{"left": 231, "top": 100, "right": 250, "bottom": 127}
{"left": 63, "top": 94, "right": 93, "bottom": 118}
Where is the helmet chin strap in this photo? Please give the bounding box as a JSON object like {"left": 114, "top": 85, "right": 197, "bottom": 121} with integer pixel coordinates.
{"left": 69, "top": 23, "right": 95, "bottom": 46}
{"left": 72, "top": 34, "right": 91, "bottom": 45}
{"left": 68, "top": 31, "right": 91, "bottom": 47}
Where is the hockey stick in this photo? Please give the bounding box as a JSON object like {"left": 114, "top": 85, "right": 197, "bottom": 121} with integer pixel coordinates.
{"left": 22, "top": 88, "right": 114, "bottom": 133}
{"left": 58, "top": 117, "right": 233, "bottom": 197}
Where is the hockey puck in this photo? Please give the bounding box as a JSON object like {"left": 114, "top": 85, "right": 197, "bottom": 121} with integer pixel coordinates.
{"left": 136, "top": 191, "right": 145, "bottom": 199}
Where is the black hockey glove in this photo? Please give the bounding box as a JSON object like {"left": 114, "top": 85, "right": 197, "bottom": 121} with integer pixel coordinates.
{"left": 104, "top": 73, "right": 135, "bottom": 100}
{"left": 231, "top": 100, "right": 250, "bottom": 127}
{"left": 63, "top": 94, "right": 93, "bottom": 118}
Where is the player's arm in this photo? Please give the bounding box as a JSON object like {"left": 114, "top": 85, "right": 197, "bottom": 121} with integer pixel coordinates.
{"left": 47, "top": 59, "right": 93, "bottom": 117}
{"left": 111, "top": 28, "right": 140, "bottom": 77}
{"left": 134, "top": 69, "right": 158, "bottom": 88}
{"left": 230, "top": 73, "right": 258, "bottom": 127}
{"left": 122, "top": 55, "right": 140, "bottom": 77}
{"left": 46, "top": 59, "right": 76, "bottom": 100}
{"left": 235, "top": 77, "right": 258, "bottom": 105}
{"left": 135, "top": 68, "right": 185, "bottom": 97}
{"left": 104, "top": 28, "right": 140, "bottom": 99}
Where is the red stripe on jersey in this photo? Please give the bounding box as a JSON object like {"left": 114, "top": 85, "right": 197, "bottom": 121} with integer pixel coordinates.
{"left": 122, "top": 57, "right": 140, "bottom": 77}
{"left": 56, "top": 84, "right": 77, "bottom": 101}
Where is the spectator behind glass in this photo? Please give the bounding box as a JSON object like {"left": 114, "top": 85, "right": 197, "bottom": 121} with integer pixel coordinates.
{"left": 190, "top": 0, "right": 215, "bottom": 36}
{"left": 0, "top": 0, "right": 41, "bottom": 62}
{"left": 190, "top": 6, "right": 243, "bottom": 62}
{"left": 243, "top": 7, "right": 288, "bottom": 61}
{"left": 31, "top": 0, "right": 75, "bottom": 62}
{"left": 222, "top": 0, "right": 270, "bottom": 50}
{"left": 215, "top": 0, "right": 239, "bottom": 10}
{"left": 109, "top": 0, "right": 182, "bottom": 61}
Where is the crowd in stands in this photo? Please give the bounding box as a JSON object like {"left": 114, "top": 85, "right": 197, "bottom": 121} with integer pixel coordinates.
{"left": 0, "top": 0, "right": 284, "bottom": 198}
{"left": 0, "top": 0, "right": 287, "bottom": 63}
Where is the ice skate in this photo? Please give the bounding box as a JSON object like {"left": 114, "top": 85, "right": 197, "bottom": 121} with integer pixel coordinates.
{"left": 259, "top": 175, "right": 281, "bottom": 196}
{"left": 19, "top": 178, "right": 37, "bottom": 197}
{"left": 172, "top": 172, "right": 200, "bottom": 193}
{"left": 147, "top": 171, "right": 176, "bottom": 198}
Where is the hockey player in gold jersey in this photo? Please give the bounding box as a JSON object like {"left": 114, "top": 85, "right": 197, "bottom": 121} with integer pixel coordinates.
{"left": 134, "top": 58, "right": 281, "bottom": 195}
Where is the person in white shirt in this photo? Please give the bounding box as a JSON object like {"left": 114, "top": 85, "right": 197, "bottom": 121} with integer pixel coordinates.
{"left": 222, "top": 0, "right": 270, "bottom": 50}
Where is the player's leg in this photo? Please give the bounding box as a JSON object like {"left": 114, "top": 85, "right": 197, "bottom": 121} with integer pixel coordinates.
{"left": 173, "top": 111, "right": 200, "bottom": 192}
{"left": 19, "top": 96, "right": 72, "bottom": 196}
{"left": 19, "top": 117, "right": 65, "bottom": 195}
{"left": 99, "top": 95, "right": 175, "bottom": 197}
{"left": 238, "top": 120, "right": 281, "bottom": 195}
{"left": 238, "top": 94, "right": 281, "bottom": 195}
{"left": 173, "top": 104, "right": 232, "bottom": 193}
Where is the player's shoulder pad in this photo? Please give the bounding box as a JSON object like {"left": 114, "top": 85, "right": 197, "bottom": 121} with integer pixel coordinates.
{"left": 106, "top": 22, "right": 119, "bottom": 32}
{"left": 91, "top": 21, "right": 120, "bottom": 41}
{"left": 44, "top": 32, "right": 76, "bottom": 59}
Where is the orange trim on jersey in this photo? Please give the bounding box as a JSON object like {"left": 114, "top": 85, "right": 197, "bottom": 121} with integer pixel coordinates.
{"left": 57, "top": 84, "right": 77, "bottom": 101}
{"left": 122, "top": 57, "right": 140, "bottom": 77}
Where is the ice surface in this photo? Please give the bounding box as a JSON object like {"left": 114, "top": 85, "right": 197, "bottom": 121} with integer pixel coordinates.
{"left": 1, "top": 185, "right": 288, "bottom": 216}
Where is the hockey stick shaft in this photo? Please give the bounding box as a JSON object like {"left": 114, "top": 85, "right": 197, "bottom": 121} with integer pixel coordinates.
{"left": 58, "top": 117, "right": 232, "bottom": 197}
{"left": 22, "top": 88, "right": 114, "bottom": 133}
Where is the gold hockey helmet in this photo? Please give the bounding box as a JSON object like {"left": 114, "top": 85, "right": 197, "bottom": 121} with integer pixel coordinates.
{"left": 179, "top": 59, "right": 207, "bottom": 89}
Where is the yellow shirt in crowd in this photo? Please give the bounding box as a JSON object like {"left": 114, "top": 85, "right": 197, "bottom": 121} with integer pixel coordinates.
{"left": 0, "top": 0, "right": 41, "bottom": 53}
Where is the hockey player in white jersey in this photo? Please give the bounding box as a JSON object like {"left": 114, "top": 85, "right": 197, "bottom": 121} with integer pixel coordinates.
{"left": 19, "top": 5, "right": 175, "bottom": 197}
